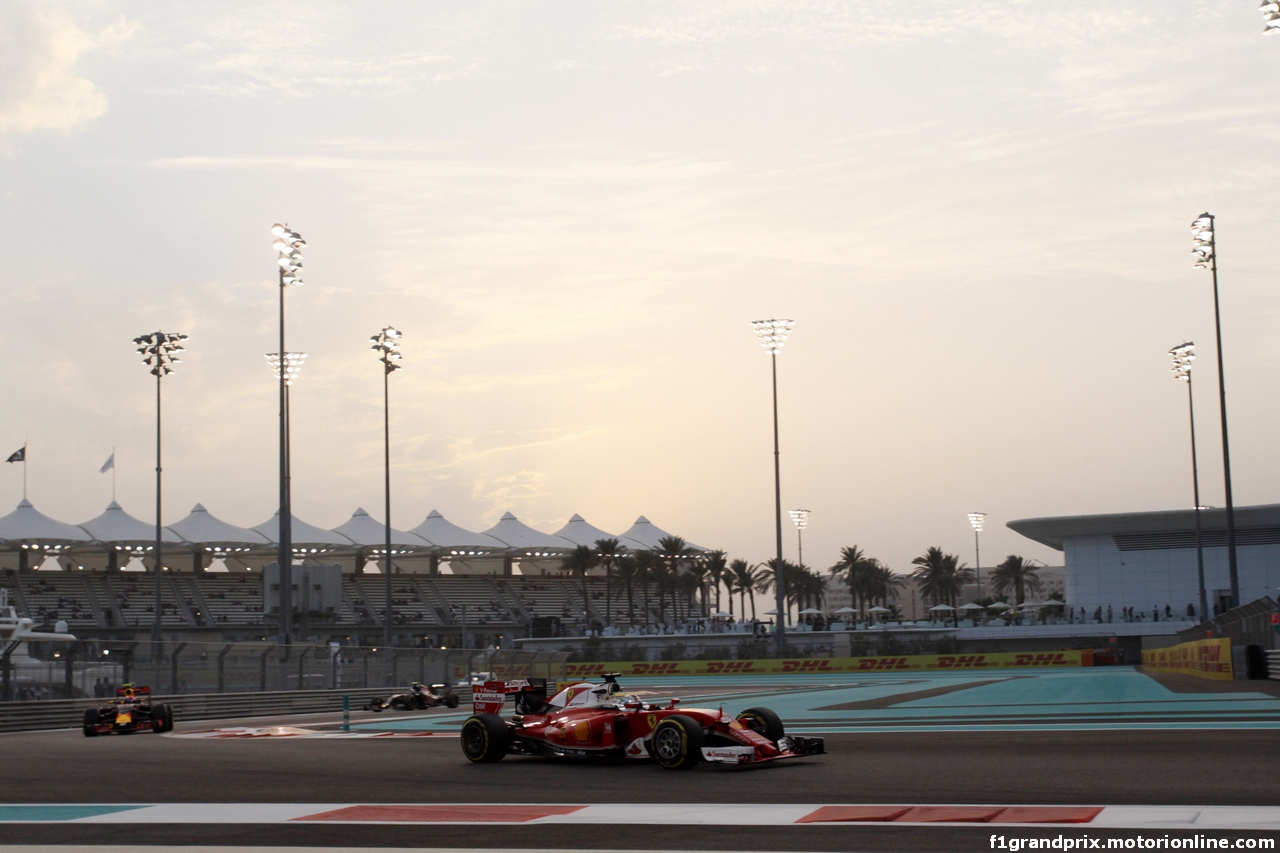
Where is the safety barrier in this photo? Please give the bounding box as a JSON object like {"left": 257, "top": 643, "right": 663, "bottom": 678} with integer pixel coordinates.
{"left": 0, "top": 687, "right": 391, "bottom": 734}
{"left": 1142, "top": 638, "right": 1233, "bottom": 680}
{"left": 1268, "top": 649, "right": 1280, "bottom": 681}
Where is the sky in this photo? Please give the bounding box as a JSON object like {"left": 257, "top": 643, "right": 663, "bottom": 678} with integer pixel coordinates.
{"left": 1, "top": 1, "right": 1278, "bottom": 580}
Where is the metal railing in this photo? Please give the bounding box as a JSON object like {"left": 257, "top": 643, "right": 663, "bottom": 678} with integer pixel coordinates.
{"left": 1, "top": 640, "right": 570, "bottom": 702}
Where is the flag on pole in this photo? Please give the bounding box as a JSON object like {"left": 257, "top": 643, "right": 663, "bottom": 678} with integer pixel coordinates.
{"left": 100, "top": 452, "right": 115, "bottom": 473}
{"left": 5, "top": 447, "right": 24, "bottom": 463}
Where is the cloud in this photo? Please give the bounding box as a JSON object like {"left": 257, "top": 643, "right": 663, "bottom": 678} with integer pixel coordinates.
{"left": 0, "top": 5, "right": 128, "bottom": 139}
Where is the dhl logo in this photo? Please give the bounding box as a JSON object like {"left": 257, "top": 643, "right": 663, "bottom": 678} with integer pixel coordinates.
{"left": 628, "top": 663, "right": 682, "bottom": 675}
{"left": 1011, "top": 653, "right": 1070, "bottom": 667}
{"left": 704, "top": 661, "right": 761, "bottom": 674}
{"left": 780, "top": 660, "right": 837, "bottom": 672}
{"left": 857, "top": 657, "right": 910, "bottom": 670}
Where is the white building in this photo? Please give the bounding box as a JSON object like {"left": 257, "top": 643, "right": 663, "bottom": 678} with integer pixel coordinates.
{"left": 1008, "top": 503, "right": 1280, "bottom": 619}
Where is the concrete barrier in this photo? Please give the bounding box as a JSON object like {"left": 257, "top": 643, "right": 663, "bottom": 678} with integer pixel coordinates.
{"left": 0, "top": 687, "right": 390, "bottom": 733}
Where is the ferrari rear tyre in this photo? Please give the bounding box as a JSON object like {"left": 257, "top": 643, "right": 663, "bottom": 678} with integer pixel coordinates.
{"left": 445, "top": 693, "right": 459, "bottom": 709}
{"left": 651, "top": 714, "right": 703, "bottom": 770}
{"left": 461, "top": 714, "right": 509, "bottom": 763}
{"left": 82, "top": 708, "right": 99, "bottom": 737}
{"left": 737, "top": 707, "right": 784, "bottom": 742}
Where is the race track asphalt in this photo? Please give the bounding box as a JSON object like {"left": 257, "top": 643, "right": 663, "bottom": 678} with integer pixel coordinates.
{"left": 4, "top": 670, "right": 1279, "bottom": 852}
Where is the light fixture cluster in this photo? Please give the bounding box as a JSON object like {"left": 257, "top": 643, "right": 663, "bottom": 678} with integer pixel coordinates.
{"left": 114, "top": 545, "right": 154, "bottom": 552}
{"left": 134, "top": 332, "right": 188, "bottom": 377}
{"left": 203, "top": 546, "right": 253, "bottom": 553}
{"left": 750, "top": 319, "right": 795, "bottom": 355}
{"left": 449, "top": 549, "right": 488, "bottom": 556}
{"left": 272, "top": 224, "right": 306, "bottom": 285}
{"left": 789, "top": 509, "right": 810, "bottom": 530}
{"left": 1262, "top": 1, "right": 1280, "bottom": 32}
{"left": 967, "top": 512, "right": 987, "bottom": 532}
{"left": 1191, "top": 213, "right": 1214, "bottom": 269}
{"left": 21, "top": 543, "right": 68, "bottom": 550}
{"left": 371, "top": 547, "right": 412, "bottom": 555}
{"left": 292, "top": 546, "right": 332, "bottom": 554}
{"left": 266, "top": 352, "right": 307, "bottom": 385}
{"left": 1169, "top": 341, "right": 1195, "bottom": 383}
{"left": 370, "top": 326, "right": 403, "bottom": 373}
{"left": 523, "top": 550, "right": 559, "bottom": 557}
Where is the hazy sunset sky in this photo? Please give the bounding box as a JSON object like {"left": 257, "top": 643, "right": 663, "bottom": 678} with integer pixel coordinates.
{"left": 1, "top": 2, "right": 1277, "bottom": 577}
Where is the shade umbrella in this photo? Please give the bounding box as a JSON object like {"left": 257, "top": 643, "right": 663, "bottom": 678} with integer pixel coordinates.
{"left": 764, "top": 609, "right": 779, "bottom": 615}
{"left": 1041, "top": 598, "right": 1065, "bottom": 606}
{"left": 929, "top": 604, "right": 956, "bottom": 612}
{"left": 957, "top": 602, "right": 985, "bottom": 611}
{"left": 866, "top": 606, "right": 890, "bottom": 614}
{"left": 986, "top": 602, "right": 1013, "bottom": 610}
{"left": 1019, "top": 601, "right": 1042, "bottom": 609}
{"left": 798, "top": 608, "right": 823, "bottom": 615}
{"left": 834, "top": 606, "right": 859, "bottom": 615}
{"left": 712, "top": 611, "right": 733, "bottom": 618}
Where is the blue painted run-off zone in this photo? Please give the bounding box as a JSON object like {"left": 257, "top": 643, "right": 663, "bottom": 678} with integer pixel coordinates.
{"left": 0, "top": 805, "right": 146, "bottom": 821}
{"left": 354, "top": 667, "right": 1280, "bottom": 734}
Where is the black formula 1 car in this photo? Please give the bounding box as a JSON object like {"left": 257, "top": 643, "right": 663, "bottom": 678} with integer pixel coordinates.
{"left": 83, "top": 685, "right": 173, "bottom": 736}
{"left": 367, "top": 683, "right": 459, "bottom": 712}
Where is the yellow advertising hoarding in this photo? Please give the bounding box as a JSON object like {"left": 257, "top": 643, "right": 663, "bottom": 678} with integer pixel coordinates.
{"left": 1142, "top": 638, "right": 1233, "bottom": 681}
{"left": 497, "top": 651, "right": 1088, "bottom": 680}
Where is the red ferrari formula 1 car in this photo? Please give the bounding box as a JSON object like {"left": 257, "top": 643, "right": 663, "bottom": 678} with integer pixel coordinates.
{"left": 460, "top": 673, "right": 823, "bottom": 770}
{"left": 83, "top": 684, "right": 174, "bottom": 737}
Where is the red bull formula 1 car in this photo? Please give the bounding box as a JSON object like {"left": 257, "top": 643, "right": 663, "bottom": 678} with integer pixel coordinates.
{"left": 83, "top": 684, "right": 174, "bottom": 737}
{"left": 460, "top": 673, "right": 823, "bottom": 770}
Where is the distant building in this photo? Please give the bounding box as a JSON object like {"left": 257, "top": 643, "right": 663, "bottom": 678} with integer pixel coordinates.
{"left": 1008, "top": 503, "right": 1280, "bottom": 617}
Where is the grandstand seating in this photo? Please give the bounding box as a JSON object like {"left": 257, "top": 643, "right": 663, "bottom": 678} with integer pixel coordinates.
{"left": 7, "top": 570, "right": 100, "bottom": 628}
{"left": 182, "top": 575, "right": 263, "bottom": 627}
{"left": 424, "top": 576, "right": 520, "bottom": 628}
{"left": 103, "top": 575, "right": 189, "bottom": 628}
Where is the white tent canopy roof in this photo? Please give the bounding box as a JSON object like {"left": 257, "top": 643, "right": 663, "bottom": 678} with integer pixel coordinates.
{"left": 618, "top": 516, "right": 707, "bottom": 551}
{"left": 552, "top": 514, "right": 647, "bottom": 551}
{"left": 331, "top": 508, "right": 431, "bottom": 548}
{"left": 252, "top": 512, "right": 356, "bottom": 548}
{"left": 482, "top": 512, "right": 572, "bottom": 553}
{"left": 167, "top": 504, "right": 270, "bottom": 547}
{"left": 0, "top": 499, "right": 91, "bottom": 544}
{"left": 79, "top": 501, "right": 181, "bottom": 545}
{"left": 407, "top": 510, "right": 505, "bottom": 553}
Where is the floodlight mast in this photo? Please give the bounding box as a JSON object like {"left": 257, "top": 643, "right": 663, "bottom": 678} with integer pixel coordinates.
{"left": 272, "top": 224, "right": 306, "bottom": 649}
{"left": 133, "top": 331, "right": 187, "bottom": 645}
{"left": 751, "top": 318, "right": 794, "bottom": 656}
{"left": 1190, "top": 213, "right": 1238, "bottom": 608}
{"left": 371, "top": 326, "right": 403, "bottom": 649}
{"left": 968, "top": 512, "right": 986, "bottom": 598}
{"left": 1170, "top": 341, "right": 1207, "bottom": 622}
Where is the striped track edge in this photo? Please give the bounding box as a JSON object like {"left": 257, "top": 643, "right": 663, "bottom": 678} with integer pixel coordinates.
{"left": 170, "top": 727, "right": 440, "bottom": 738}
{"left": 0, "top": 804, "right": 1277, "bottom": 829}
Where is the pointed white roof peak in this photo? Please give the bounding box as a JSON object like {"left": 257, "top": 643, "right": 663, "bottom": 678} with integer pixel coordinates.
{"left": 79, "top": 502, "right": 180, "bottom": 545}
{"left": 552, "top": 514, "right": 645, "bottom": 551}
{"left": 168, "top": 505, "right": 269, "bottom": 546}
{"left": 408, "top": 511, "right": 505, "bottom": 552}
{"left": 619, "top": 516, "right": 707, "bottom": 552}
{"left": 482, "top": 512, "right": 571, "bottom": 553}
{"left": 252, "top": 513, "right": 356, "bottom": 548}
{"left": 0, "top": 500, "right": 91, "bottom": 544}
{"left": 331, "top": 508, "right": 429, "bottom": 548}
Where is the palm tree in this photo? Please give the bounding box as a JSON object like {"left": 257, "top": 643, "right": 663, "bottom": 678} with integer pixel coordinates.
{"left": 656, "top": 536, "right": 692, "bottom": 625}
{"left": 870, "top": 562, "right": 907, "bottom": 609}
{"left": 593, "top": 538, "right": 623, "bottom": 628}
{"left": 829, "top": 546, "right": 881, "bottom": 614}
{"left": 614, "top": 554, "right": 640, "bottom": 626}
{"left": 989, "top": 555, "right": 1043, "bottom": 605}
{"left": 704, "top": 550, "right": 727, "bottom": 615}
{"left": 910, "top": 546, "right": 973, "bottom": 609}
{"left": 728, "top": 558, "right": 760, "bottom": 620}
{"left": 634, "top": 550, "right": 663, "bottom": 628}
{"left": 560, "top": 545, "right": 599, "bottom": 626}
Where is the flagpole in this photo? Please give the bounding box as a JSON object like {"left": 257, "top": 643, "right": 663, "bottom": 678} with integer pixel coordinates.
{"left": 22, "top": 442, "right": 27, "bottom": 500}
{"left": 111, "top": 448, "right": 116, "bottom": 502}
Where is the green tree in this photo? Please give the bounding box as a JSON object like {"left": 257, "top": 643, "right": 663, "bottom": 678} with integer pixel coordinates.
{"left": 989, "top": 555, "right": 1043, "bottom": 605}
{"left": 829, "top": 546, "right": 881, "bottom": 613}
{"left": 560, "top": 545, "right": 599, "bottom": 626}
{"left": 728, "top": 558, "right": 763, "bottom": 620}
{"left": 910, "top": 546, "right": 973, "bottom": 609}
{"left": 656, "top": 536, "right": 693, "bottom": 625}
{"left": 593, "top": 538, "right": 623, "bottom": 628}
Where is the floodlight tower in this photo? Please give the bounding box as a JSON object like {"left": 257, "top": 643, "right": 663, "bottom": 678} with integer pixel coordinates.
{"left": 751, "top": 318, "right": 795, "bottom": 656}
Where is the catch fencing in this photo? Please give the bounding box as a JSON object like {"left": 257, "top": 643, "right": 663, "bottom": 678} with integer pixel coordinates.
{"left": 1, "top": 640, "right": 570, "bottom": 702}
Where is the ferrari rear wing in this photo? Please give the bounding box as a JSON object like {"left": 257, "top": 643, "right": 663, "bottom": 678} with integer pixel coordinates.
{"left": 472, "top": 678, "right": 546, "bottom": 715}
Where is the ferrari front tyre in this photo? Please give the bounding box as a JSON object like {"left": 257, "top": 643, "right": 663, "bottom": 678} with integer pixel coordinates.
{"left": 651, "top": 714, "right": 703, "bottom": 770}
{"left": 460, "top": 714, "right": 509, "bottom": 763}
{"left": 737, "top": 707, "right": 784, "bottom": 742}
{"left": 445, "top": 693, "right": 459, "bottom": 709}
{"left": 82, "top": 708, "right": 100, "bottom": 737}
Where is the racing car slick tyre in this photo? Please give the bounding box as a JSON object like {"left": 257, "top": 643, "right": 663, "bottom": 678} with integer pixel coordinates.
{"left": 367, "top": 700, "right": 384, "bottom": 712}
{"left": 445, "top": 693, "right": 459, "bottom": 709}
{"left": 651, "top": 714, "right": 703, "bottom": 770}
{"left": 461, "top": 714, "right": 509, "bottom": 763}
{"left": 82, "top": 708, "right": 99, "bottom": 737}
{"left": 737, "top": 707, "right": 784, "bottom": 742}
{"left": 154, "top": 703, "right": 173, "bottom": 733}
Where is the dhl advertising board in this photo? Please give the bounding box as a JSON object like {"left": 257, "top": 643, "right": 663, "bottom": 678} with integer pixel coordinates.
{"left": 498, "top": 651, "right": 1087, "bottom": 680}
{"left": 1142, "top": 638, "right": 1233, "bottom": 681}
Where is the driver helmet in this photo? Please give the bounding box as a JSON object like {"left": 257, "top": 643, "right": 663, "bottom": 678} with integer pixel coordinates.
{"left": 411, "top": 681, "right": 423, "bottom": 690}
{"left": 121, "top": 683, "right": 136, "bottom": 699}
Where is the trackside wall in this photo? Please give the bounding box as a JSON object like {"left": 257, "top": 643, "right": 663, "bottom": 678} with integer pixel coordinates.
{"left": 1142, "top": 638, "right": 1233, "bottom": 680}
{"left": 497, "top": 651, "right": 1089, "bottom": 679}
